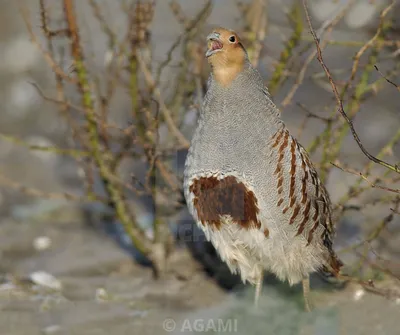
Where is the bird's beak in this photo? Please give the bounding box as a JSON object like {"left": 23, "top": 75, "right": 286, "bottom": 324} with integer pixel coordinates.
{"left": 206, "top": 32, "right": 223, "bottom": 58}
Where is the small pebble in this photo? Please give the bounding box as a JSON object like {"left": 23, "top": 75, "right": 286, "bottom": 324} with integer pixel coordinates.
{"left": 77, "top": 166, "right": 86, "bottom": 179}
{"left": 145, "top": 229, "right": 154, "bottom": 240}
{"left": 33, "top": 236, "right": 52, "bottom": 251}
{"left": 95, "top": 287, "right": 109, "bottom": 302}
{"left": 353, "top": 288, "right": 365, "bottom": 301}
{"left": 104, "top": 50, "right": 114, "bottom": 67}
{"left": 30, "top": 271, "right": 62, "bottom": 291}
{"left": 42, "top": 325, "right": 62, "bottom": 334}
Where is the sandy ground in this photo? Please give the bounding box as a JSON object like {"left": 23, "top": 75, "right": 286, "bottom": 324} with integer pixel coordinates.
{"left": 0, "top": 207, "right": 399, "bottom": 335}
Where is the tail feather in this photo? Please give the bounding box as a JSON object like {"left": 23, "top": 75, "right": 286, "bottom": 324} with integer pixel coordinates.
{"left": 321, "top": 252, "right": 343, "bottom": 278}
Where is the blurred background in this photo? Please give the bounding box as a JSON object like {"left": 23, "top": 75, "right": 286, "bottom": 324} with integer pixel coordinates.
{"left": 0, "top": 0, "right": 399, "bottom": 334}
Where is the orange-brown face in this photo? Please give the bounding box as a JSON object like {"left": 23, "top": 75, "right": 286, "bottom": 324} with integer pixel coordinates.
{"left": 205, "top": 28, "right": 244, "bottom": 62}
{"left": 205, "top": 28, "right": 247, "bottom": 86}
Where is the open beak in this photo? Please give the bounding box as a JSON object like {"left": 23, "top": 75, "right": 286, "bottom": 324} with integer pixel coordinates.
{"left": 206, "top": 32, "right": 223, "bottom": 58}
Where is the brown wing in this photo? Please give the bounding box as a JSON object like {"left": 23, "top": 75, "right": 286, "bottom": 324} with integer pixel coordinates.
{"left": 189, "top": 175, "right": 263, "bottom": 232}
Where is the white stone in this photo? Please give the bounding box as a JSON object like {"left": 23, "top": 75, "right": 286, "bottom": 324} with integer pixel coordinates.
{"left": 42, "top": 325, "right": 62, "bottom": 334}
{"left": 104, "top": 50, "right": 114, "bottom": 67}
{"left": 30, "top": 271, "right": 62, "bottom": 291}
{"left": 353, "top": 288, "right": 365, "bottom": 301}
{"left": 95, "top": 287, "right": 109, "bottom": 302}
{"left": 77, "top": 166, "right": 86, "bottom": 179}
{"left": 145, "top": 228, "right": 154, "bottom": 240}
{"left": 33, "top": 236, "right": 52, "bottom": 251}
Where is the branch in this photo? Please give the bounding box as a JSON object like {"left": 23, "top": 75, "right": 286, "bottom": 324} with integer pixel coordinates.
{"left": 343, "top": 2, "right": 395, "bottom": 95}
{"left": 62, "top": 0, "right": 152, "bottom": 257}
{"left": 282, "top": 0, "right": 356, "bottom": 106}
{"left": 302, "top": 0, "right": 400, "bottom": 174}
{"left": 268, "top": 1, "right": 303, "bottom": 96}
{"left": 156, "top": 0, "right": 212, "bottom": 84}
{"left": 137, "top": 51, "right": 190, "bottom": 148}
{"left": 331, "top": 162, "right": 399, "bottom": 194}
{"left": 19, "top": 4, "right": 76, "bottom": 84}
{"left": 0, "top": 173, "right": 102, "bottom": 203}
{"left": 338, "top": 274, "right": 400, "bottom": 301}
{"left": 0, "top": 133, "right": 90, "bottom": 158}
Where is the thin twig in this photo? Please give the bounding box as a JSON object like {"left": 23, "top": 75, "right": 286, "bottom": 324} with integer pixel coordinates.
{"left": 268, "top": 1, "right": 303, "bottom": 95}
{"left": 19, "top": 4, "right": 76, "bottom": 84}
{"left": 0, "top": 133, "right": 90, "bottom": 158}
{"left": 156, "top": 0, "right": 212, "bottom": 84}
{"left": 282, "top": 0, "right": 356, "bottom": 106}
{"left": 374, "top": 65, "right": 400, "bottom": 92}
{"left": 331, "top": 162, "right": 399, "bottom": 194}
{"left": 296, "top": 103, "right": 333, "bottom": 122}
{"left": 137, "top": 51, "right": 190, "bottom": 148}
{"left": 342, "top": 1, "right": 395, "bottom": 96}
{"left": 303, "top": 0, "right": 400, "bottom": 174}
{"left": 0, "top": 173, "right": 102, "bottom": 202}
{"left": 339, "top": 273, "right": 400, "bottom": 301}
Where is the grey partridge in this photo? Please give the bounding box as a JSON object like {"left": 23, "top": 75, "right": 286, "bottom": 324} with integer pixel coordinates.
{"left": 183, "top": 28, "right": 342, "bottom": 311}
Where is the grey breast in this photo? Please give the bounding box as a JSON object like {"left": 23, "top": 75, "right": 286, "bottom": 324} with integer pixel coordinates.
{"left": 186, "top": 66, "right": 283, "bottom": 177}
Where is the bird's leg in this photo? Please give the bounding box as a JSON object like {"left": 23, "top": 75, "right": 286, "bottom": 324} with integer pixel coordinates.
{"left": 302, "top": 276, "right": 312, "bottom": 312}
{"left": 254, "top": 271, "right": 263, "bottom": 307}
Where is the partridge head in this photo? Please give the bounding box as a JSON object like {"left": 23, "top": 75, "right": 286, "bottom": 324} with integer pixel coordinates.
{"left": 205, "top": 29, "right": 248, "bottom": 86}
{"left": 184, "top": 28, "right": 342, "bottom": 311}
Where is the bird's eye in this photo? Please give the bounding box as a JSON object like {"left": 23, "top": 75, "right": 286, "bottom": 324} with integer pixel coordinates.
{"left": 229, "top": 35, "right": 236, "bottom": 43}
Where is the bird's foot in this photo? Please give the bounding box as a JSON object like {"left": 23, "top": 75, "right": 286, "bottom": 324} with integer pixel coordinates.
{"left": 302, "top": 276, "right": 313, "bottom": 312}
{"left": 254, "top": 271, "right": 264, "bottom": 308}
